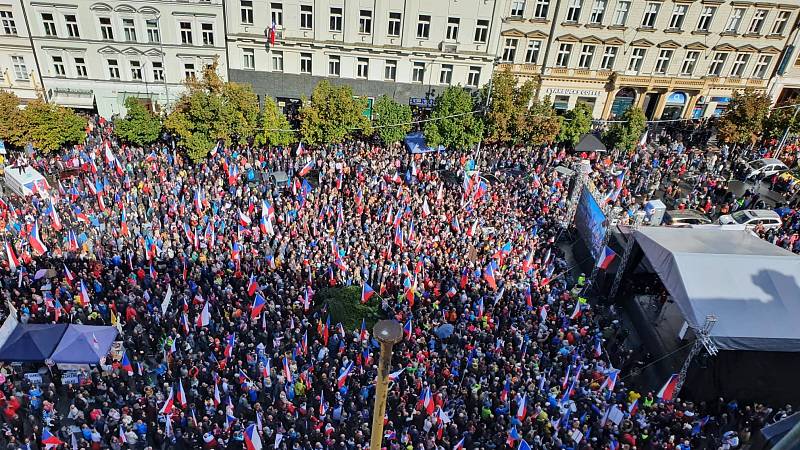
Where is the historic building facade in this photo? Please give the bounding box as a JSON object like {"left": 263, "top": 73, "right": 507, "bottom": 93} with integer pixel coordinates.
{"left": 0, "top": 0, "right": 43, "bottom": 102}
{"left": 497, "top": 0, "right": 798, "bottom": 119}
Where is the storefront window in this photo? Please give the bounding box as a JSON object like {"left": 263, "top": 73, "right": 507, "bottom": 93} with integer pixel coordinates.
{"left": 610, "top": 88, "right": 636, "bottom": 117}
{"left": 660, "top": 91, "right": 687, "bottom": 120}
{"left": 554, "top": 95, "right": 570, "bottom": 112}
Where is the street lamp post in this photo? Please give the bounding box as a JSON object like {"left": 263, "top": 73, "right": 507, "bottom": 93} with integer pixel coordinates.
{"left": 369, "top": 320, "right": 403, "bottom": 450}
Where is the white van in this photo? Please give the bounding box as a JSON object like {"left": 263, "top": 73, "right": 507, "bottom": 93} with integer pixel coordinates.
{"left": 4, "top": 166, "right": 49, "bottom": 197}
{"left": 717, "top": 209, "right": 782, "bottom": 230}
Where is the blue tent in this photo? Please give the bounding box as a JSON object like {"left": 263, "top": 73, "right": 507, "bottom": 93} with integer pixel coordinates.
{"left": 0, "top": 324, "right": 67, "bottom": 362}
{"left": 50, "top": 325, "right": 118, "bottom": 364}
{"left": 404, "top": 131, "right": 445, "bottom": 154}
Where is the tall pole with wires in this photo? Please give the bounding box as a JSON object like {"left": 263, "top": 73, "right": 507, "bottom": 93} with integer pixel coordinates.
{"left": 775, "top": 104, "right": 800, "bottom": 159}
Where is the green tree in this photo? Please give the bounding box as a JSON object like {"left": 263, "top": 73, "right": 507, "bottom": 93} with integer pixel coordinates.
{"left": 524, "top": 97, "right": 562, "bottom": 146}
{"left": 762, "top": 102, "right": 800, "bottom": 141}
{"left": 424, "top": 86, "right": 484, "bottom": 150}
{"left": 115, "top": 97, "right": 162, "bottom": 147}
{"left": 717, "top": 89, "right": 771, "bottom": 146}
{"left": 0, "top": 91, "right": 23, "bottom": 146}
{"left": 165, "top": 61, "right": 259, "bottom": 162}
{"left": 256, "top": 97, "right": 295, "bottom": 147}
{"left": 372, "top": 95, "right": 412, "bottom": 145}
{"left": 298, "top": 80, "right": 371, "bottom": 146}
{"left": 558, "top": 104, "right": 593, "bottom": 148}
{"left": 13, "top": 100, "right": 85, "bottom": 153}
{"left": 602, "top": 106, "right": 646, "bottom": 153}
{"left": 484, "top": 68, "right": 534, "bottom": 145}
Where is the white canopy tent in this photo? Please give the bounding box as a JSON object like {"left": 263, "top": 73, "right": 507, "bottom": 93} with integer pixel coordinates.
{"left": 633, "top": 227, "right": 800, "bottom": 352}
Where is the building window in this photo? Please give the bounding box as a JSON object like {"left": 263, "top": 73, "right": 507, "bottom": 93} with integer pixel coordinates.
{"left": 412, "top": 61, "right": 425, "bottom": 82}
{"left": 668, "top": 4, "right": 687, "bottom": 29}
{"left": 201, "top": 23, "right": 214, "bottom": 45}
{"left": 300, "top": 5, "right": 313, "bottom": 29}
{"left": 589, "top": 1, "right": 605, "bottom": 24}
{"left": 146, "top": 19, "right": 160, "bottom": 42}
{"left": 184, "top": 62, "right": 196, "bottom": 80}
{"left": 446, "top": 17, "right": 459, "bottom": 40}
{"left": 243, "top": 48, "right": 255, "bottom": 69}
{"left": 300, "top": 52, "right": 312, "bottom": 73}
{"left": 534, "top": 0, "right": 549, "bottom": 19}
{"left": 417, "top": 15, "right": 430, "bottom": 38}
{"left": 578, "top": 44, "right": 595, "bottom": 68}
{"left": 439, "top": 64, "right": 453, "bottom": 84}
{"left": 680, "top": 50, "right": 699, "bottom": 75}
{"left": 705, "top": 52, "right": 725, "bottom": 76}
{"left": 748, "top": 9, "right": 767, "bottom": 34}
{"left": 74, "top": 57, "right": 87, "bottom": 78}
{"left": 772, "top": 11, "right": 791, "bottom": 35}
{"left": 556, "top": 43, "right": 572, "bottom": 67}
{"left": 725, "top": 8, "right": 744, "bottom": 33}
{"left": 0, "top": 11, "right": 17, "bottom": 35}
{"left": 526, "top": 40, "right": 541, "bottom": 63}
{"left": 388, "top": 12, "right": 401, "bottom": 37}
{"left": 130, "top": 60, "right": 142, "bottom": 80}
{"left": 271, "top": 3, "right": 283, "bottom": 27}
{"left": 753, "top": 55, "right": 772, "bottom": 78}
{"left": 51, "top": 55, "right": 65, "bottom": 76}
{"left": 241, "top": 0, "right": 254, "bottom": 24}
{"left": 628, "top": 47, "right": 646, "bottom": 73}
{"left": 11, "top": 56, "right": 27, "bottom": 80}
{"left": 152, "top": 61, "right": 164, "bottom": 81}
{"left": 612, "top": 1, "right": 629, "bottom": 26}
{"left": 474, "top": 19, "right": 489, "bottom": 43}
{"left": 601, "top": 46, "right": 618, "bottom": 70}
{"left": 359, "top": 10, "right": 372, "bottom": 33}
{"left": 180, "top": 22, "right": 193, "bottom": 44}
{"left": 730, "top": 53, "right": 749, "bottom": 77}
{"left": 357, "top": 57, "right": 368, "bottom": 78}
{"left": 565, "top": 0, "right": 582, "bottom": 22}
{"left": 696, "top": 6, "right": 715, "bottom": 32}
{"left": 65, "top": 14, "right": 79, "bottom": 37}
{"left": 510, "top": 0, "right": 525, "bottom": 17}
{"left": 272, "top": 51, "right": 283, "bottom": 72}
{"left": 108, "top": 59, "right": 120, "bottom": 79}
{"left": 654, "top": 49, "right": 672, "bottom": 74}
{"left": 641, "top": 3, "right": 659, "bottom": 28}
{"left": 467, "top": 66, "right": 481, "bottom": 86}
{"left": 41, "top": 13, "right": 57, "bottom": 36}
{"left": 502, "top": 38, "right": 518, "bottom": 62}
{"left": 328, "top": 55, "right": 340, "bottom": 76}
{"left": 100, "top": 17, "right": 114, "bottom": 40}
{"left": 330, "top": 7, "right": 342, "bottom": 32}
{"left": 384, "top": 60, "right": 397, "bottom": 80}
{"left": 122, "top": 18, "right": 136, "bottom": 41}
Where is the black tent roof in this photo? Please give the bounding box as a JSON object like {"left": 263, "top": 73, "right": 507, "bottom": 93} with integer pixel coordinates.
{"left": 0, "top": 324, "right": 67, "bottom": 362}
{"left": 574, "top": 133, "right": 607, "bottom": 153}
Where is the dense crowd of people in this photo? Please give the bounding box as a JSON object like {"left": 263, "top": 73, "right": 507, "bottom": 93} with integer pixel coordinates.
{"left": 0, "top": 116, "right": 792, "bottom": 450}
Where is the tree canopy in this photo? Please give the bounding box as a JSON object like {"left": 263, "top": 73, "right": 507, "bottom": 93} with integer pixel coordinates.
{"left": 762, "top": 101, "right": 800, "bottom": 141}
{"left": 115, "top": 97, "right": 162, "bottom": 147}
{"left": 298, "top": 80, "right": 371, "bottom": 146}
{"left": 424, "top": 86, "right": 484, "bottom": 150}
{"left": 0, "top": 93, "right": 86, "bottom": 153}
{"left": 257, "top": 97, "right": 295, "bottom": 147}
{"left": 558, "top": 104, "right": 593, "bottom": 148}
{"left": 372, "top": 95, "right": 412, "bottom": 145}
{"left": 524, "top": 97, "right": 562, "bottom": 146}
{"left": 602, "top": 107, "right": 646, "bottom": 153}
{"left": 484, "top": 69, "right": 535, "bottom": 146}
{"left": 164, "top": 61, "right": 259, "bottom": 162}
{"left": 717, "top": 89, "right": 771, "bottom": 146}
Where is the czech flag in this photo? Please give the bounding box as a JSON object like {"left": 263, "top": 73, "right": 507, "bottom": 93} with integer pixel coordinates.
{"left": 3, "top": 241, "right": 18, "bottom": 271}
{"left": 388, "top": 367, "right": 404, "bottom": 383}
{"left": 597, "top": 245, "right": 617, "bottom": 270}
{"left": 224, "top": 333, "right": 236, "bottom": 359}
{"left": 337, "top": 361, "right": 354, "bottom": 389}
{"left": 483, "top": 261, "right": 498, "bottom": 290}
{"left": 28, "top": 221, "right": 48, "bottom": 255}
{"left": 299, "top": 160, "right": 314, "bottom": 177}
{"left": 176, "top": 379, "right": 187, "bottom": 408}
{"left": 121, "top": 352, "right": 133, "bottom": 373}
{"left": 159, "top": 388, "right": 175, "bottom": 415}
{"left": 196, "top": 301, "right": 210, "bottom": 327}
{"left": 251, "top": 293, "right": 266, "bottom": 320}
{"left": 262, "top": 199, "right": 275, "bottom": 219}
{"left": 403, "top": 319, "right": 412, "bottom": 339}
{"left": 247, "top": 274, "right": 259, "bottom": 296}
{"left": 239, "top": 210, "right": 252, "bottom": 227}
{"left": 78, "top": 280, "right": 91, "bottom": 306}
{"left": 361, "top": 283, "right": 375, "bottom": 304}
{"left": 453, "top": 437, "right": 465, "bottom": 450}
{"left": 244, "top": 424, "right": 262, "bottom": 450}
{"left": 420, "top": 387, "right": 435, "bottom": 415}
{"left": 359, "top": 318, "right": 368, "bottom": 343}
{"left": 41, "top": 429, "right": 63, "bottom": 448}
{"left": 282, "top": 356, "right": 293, "bottom": 383}
{"left": 516, "top": 394, "right": 527, "bottom": 420}
{"left": 67, "top": 230, "right": 79, "bottom": 252}
{"left": 657, "top": 373, "right": 679, "bottom": 402}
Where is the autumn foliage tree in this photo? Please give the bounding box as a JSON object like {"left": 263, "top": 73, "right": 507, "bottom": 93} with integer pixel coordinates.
{"left": 298, "top": 81, "right": 371, "bottom": 146}
{"left": 717, "top": 89, "right": 771, "bottom": 147}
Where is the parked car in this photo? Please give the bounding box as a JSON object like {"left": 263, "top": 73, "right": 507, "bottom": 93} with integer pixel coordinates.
{"left": 742, "top": 158, "right": 788, "bottom": 181}
{"left": 775, "top": 167, "right": 800, "bottom": 192}
{"left": 717, "top": 209, "right": 782, "bottom": 230}
{"left": 663, "top": 210, "right": 712, "bottom": 226}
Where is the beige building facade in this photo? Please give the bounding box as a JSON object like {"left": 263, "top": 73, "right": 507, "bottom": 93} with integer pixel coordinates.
{"left": 0, "top": 0, "right": 44, "bottom": 102}
{"left": 498, "top": 0, "right": 798, "bottom": 120}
